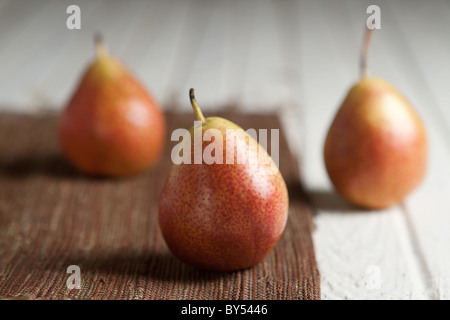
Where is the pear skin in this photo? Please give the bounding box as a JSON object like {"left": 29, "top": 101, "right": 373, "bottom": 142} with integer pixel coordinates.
{"left": 59, "top": 37, "right": 165, "bottom": 177}
{"left": 158, "top": 90, "right": 288, "bottom": 271}
{"left": 324, "top": 77, "right": 427, "bottom": 209}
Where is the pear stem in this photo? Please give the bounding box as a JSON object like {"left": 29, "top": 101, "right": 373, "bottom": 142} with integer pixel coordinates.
{"left": 94, "top": 33, "right": 108, "bottom": 58}
{"left": 189, "top": 88, "right": 206, "bottom": 124}
{"left": 360, "top": 27, "right": 374, "bottom": 79}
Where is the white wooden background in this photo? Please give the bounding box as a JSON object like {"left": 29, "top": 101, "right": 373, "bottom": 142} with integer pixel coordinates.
{"left": 1, "top": 0, "right": 449, "bottom": 300}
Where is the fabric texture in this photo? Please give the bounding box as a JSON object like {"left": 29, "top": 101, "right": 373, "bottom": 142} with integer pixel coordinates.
{"left": 0, "top": 111, "right": 320, "bottom": 300}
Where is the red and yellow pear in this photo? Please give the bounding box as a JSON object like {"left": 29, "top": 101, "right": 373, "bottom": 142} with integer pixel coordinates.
{"left": 324, "top": 28, "right": 427, "bottom": 209}
{"left": 158, "top": 89, "right": 288, "bottom": 271}
{"left": 59, "top": 35, "right": 165, "bottom": 177}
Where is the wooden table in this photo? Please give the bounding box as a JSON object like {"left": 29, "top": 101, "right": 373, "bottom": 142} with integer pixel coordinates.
{"left": 0, "top": 0, "right": 449, "bottom": 299}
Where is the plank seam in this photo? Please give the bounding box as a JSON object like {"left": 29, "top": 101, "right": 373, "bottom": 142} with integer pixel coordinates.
{"left": 399, "top": 203, "right": 439, "bottom": 299}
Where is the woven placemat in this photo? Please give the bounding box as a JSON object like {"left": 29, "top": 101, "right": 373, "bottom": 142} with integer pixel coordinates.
{"left": 0, "top": 111, "right": 320, "bottom": 300}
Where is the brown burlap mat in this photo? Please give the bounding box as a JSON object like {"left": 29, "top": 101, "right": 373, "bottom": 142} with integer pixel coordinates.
{"left": 0, "top": 111, "right": 320, "bottom": 300}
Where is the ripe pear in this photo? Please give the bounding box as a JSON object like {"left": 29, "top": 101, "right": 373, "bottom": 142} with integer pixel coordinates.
{"left": 59, "top": 35, "right": 165, "bottom": 177}
{"left": 158, "top": 89, "right": 289, "bottom": 272}
{"left": 324, "top": 29, "right": 427, "bottom": 209}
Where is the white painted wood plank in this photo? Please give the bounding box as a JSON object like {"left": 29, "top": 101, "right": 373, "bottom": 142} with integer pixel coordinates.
{"left": 0, "top": 0, "right": 10, "bottom": 12}
{"left": 0, "top": 0, "right": 39, "bottom": 53}
{"left": 294, "top": 0, "right": 428, "bottom": 299}
{"left": 272, "top": 0, "right": 305, "bottom": 158}
{"left": 387, "top": 0, "right": 450, "bottom": 131}
{"left": 0, "top": 0, "right": 60, "bottom": 110}
{"left": 167, "top": 0, "right": 287, "bottom": 112}
{"left": 0, "top": 0, "right": 302, "bottom": 113}
{"left": 32, "top": 0, "right": 148, "bottom": 112}
{"left": 215, "top": 0, "right": 262, "bottom": 109}
{"left": 182, "top": 0, "right": 231, "bottom": 110}
{"left": 119, "top": 0, "right": 187, "bottom": 110}
{"left": 237, "top": 0, "right": 288, "bottom": 111}
{"left": 0, "top": 0, "right": 105, "bottom": 112}
{"left": 379, "top": 0, "right": 450, "bottom": 299}
{"left": 157, "top": 0, "right": 218, "bottom": 108}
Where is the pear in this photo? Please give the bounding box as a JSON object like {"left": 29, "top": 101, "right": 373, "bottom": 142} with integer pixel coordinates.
{"left": 324, "top": 28, "right": 427, "bottom": 209}
{"left": 158, "top": 89, "right": 289, "bottom": 271}
{"left": 59, "top": 35, "right": 165, "bottom": 177}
